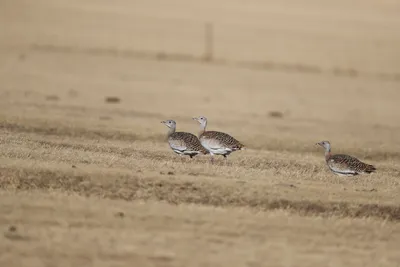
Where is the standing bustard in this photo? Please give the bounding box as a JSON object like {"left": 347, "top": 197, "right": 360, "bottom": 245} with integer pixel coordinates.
{"left": 161, "top": 120, "right": 208, "bottom": 159}
{"left": 316, "top": 140, "right": 376, "bottom": 176}
{"left": 192, "top": 116, "right": 244, "bottom": 163}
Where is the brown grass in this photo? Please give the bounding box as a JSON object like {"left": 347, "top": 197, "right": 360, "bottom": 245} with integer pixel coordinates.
{"left": 1, "top": 0, "right": 400, "bottom": 266}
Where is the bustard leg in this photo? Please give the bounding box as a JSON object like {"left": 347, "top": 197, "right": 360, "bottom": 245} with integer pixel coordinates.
{"left": 210, "top": 153, "right": 215, "bottom": 165}
{"left": 224, "top": 155, "right": 233, "bottom": 166}
{"left": 180, "top": 154, "right": 185, "bottom": 163}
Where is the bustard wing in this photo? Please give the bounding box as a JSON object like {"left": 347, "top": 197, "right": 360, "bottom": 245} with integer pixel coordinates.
{"left": 181, "top": 132, "right": 209, "bottom": 154}
{"left": 169, "top": 132, "right": 208, "bottom": 154}
{"left": 168, "top": 132, "right": 188, "bottom": 152}
{"left": 328, "top": 154, "right": 376, "bottom": 174}
{"left": 201, "top": 131, "right": 244, "bottom": 150}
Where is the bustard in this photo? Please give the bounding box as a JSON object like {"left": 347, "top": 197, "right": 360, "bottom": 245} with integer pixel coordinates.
{"left": 316, "top": 140, "right": 376, "bottom": 176}
{"left": 192, "top": 116, "right": 244, "bottom": 164}
{"left": 161, "top": 120, "right": 208, "bottom": 159}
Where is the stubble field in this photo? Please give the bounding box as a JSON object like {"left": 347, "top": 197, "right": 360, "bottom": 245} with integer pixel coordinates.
{"left": 1, "top": 0, "right": 400, "bottom": 266}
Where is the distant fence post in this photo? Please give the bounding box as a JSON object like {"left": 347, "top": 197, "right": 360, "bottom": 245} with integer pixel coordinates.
{"left": 204, "top": 22, "right": 214, "bottom": 62}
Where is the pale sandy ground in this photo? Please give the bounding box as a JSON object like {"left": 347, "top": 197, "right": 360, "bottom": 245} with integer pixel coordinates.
{"left": 1, "top": 0, "right": 400, "bottom": 266}
{"left": 1, "top": 192, "right": 400, "bottom": 267}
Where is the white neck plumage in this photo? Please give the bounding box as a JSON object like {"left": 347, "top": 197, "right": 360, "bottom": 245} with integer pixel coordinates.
{"left": 324, "top": 145, "right": 331, "bottom": 160}
{"left": 198, "top": 121, "right": 207, "bottom": 137}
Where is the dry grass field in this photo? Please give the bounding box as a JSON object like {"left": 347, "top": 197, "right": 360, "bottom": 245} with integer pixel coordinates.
{"left": 1, "top": 0, "right": 400, "bottom": 266}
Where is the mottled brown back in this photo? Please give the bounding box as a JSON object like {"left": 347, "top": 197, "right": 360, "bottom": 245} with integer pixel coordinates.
{"left": 328, "top": 154, "right": 376, "bottom": 173}
{"left": 200, "top": 131, "right": 244, "bottom": 150}
{"left": 170, "top": 132, "right": 208, "bottom": 154}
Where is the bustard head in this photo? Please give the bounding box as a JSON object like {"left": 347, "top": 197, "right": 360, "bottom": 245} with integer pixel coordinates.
{"left": 161, "top": 120, "right": 176, "bottom": 129}
{"left": 192, "top": 116, "right": 207, "bottom": 127}
{"left": 316, "top": 140, "right": 331, "bottom": 152}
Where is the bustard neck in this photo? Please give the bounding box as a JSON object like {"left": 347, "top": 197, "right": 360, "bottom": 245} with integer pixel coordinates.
{"left": 198, "top": 121, "right": 207, "bottom": 136}
{"left": 324, "top": 150, "right": 331, "bottom": 161}
{"left": 167, "top": 126, "right": 176, "bottom": 137}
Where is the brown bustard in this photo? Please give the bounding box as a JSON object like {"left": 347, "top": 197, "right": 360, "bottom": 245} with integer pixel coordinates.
{"left": 161, "top": 120, "right": 208, "bottom": 159}
{"left": 316, "top": 140, "right": 376, "bottom": 176}
{"left": 192, "top": 116, "right": 244, "bottom": 163}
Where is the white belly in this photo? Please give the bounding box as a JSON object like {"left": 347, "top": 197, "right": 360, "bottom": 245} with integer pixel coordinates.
{"left": 329, "top": 166, "right": 357, "bottom": 176}
{"left": 200, "top": 138, "right": 232, "bottom": 156}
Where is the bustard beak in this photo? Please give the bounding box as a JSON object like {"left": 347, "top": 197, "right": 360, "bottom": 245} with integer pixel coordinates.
{"left": 192, "top": 117, "right": 198, "bottom": 121}
{"left": 161, "top": 121, "right": 165, "bottom": 123}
